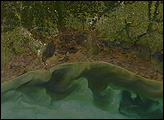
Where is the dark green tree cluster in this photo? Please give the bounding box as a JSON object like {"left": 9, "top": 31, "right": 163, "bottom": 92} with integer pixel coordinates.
{"left": 1, "top": 1, "right": 163, "bottom": 61}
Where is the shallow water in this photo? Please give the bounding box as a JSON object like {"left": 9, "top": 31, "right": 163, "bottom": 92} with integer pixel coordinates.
{"left": 1, "top": 62, "right": 163, "bottom": 119}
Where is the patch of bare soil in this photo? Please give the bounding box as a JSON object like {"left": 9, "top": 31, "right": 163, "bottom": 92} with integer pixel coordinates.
{"left": 1, "top": 32, "right": 163, "bottom": 83}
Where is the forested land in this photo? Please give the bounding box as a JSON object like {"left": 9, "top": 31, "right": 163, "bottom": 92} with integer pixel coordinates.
{"left": 1, "top": 1, "right": 163, "bottom": 82}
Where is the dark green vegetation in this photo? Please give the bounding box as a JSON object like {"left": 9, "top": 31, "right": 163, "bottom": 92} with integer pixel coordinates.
{"left": 1, "top": 1, "right": 163, "bottom": 82}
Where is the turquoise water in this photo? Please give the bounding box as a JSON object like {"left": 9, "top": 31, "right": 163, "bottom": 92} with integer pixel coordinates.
{"left": 1, "top": 78, "right": 163, "bottom": 119}
{"left": 1, "top": 62, "right": 163, "bottom": 119}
